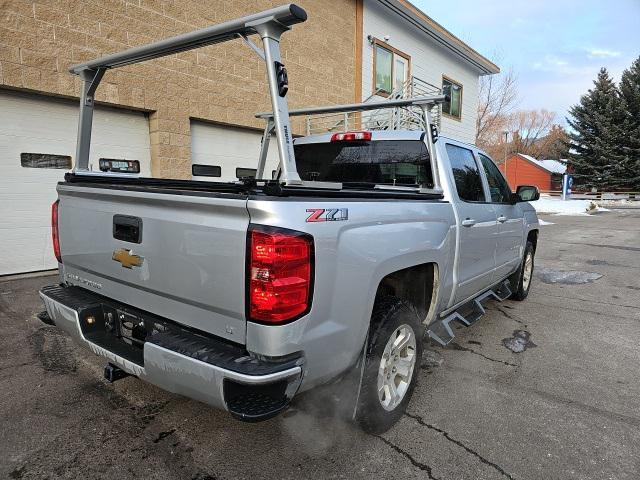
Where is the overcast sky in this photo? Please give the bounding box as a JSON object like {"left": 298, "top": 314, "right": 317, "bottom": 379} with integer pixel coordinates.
{"left": 413, "top": 0, "right": 640, "bottom": 124}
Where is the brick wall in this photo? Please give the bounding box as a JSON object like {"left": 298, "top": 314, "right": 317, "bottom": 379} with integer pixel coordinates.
{"left": 0, "top": 0, "right": 356, "bottom": 178}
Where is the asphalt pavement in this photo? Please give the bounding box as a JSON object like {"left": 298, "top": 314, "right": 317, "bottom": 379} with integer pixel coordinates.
{"left": 1, "top": 209, "right": 639, "bottom": 479}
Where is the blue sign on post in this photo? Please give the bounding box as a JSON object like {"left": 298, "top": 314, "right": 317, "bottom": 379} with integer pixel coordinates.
{"left": 561, "top": 174, "right": 573, "bottom": 200}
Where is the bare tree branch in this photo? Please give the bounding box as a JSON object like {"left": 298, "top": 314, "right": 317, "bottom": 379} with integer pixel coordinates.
{"left": 476, "top": 67, "right": 518, "bottom": 151}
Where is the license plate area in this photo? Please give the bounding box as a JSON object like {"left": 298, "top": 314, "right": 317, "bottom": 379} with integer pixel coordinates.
{"left": 113, "top": 309, "right": 148, "bottom": 348}
{"left": 77, "top": 303, "right": 169, "bottom": 366}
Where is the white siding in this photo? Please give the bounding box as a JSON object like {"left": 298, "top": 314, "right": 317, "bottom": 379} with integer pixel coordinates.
{"left": 362, "top": 0, "right": 481, "bottom": 144}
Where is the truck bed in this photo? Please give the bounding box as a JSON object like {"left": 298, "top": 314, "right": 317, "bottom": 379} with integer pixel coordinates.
{"left": 56, "top": 172, "right": 448, "bottom": 346}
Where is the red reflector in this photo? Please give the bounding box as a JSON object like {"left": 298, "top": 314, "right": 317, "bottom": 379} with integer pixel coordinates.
{"left": 330, "top": 131, "right": 371, "bottom": 142}
{"left": 51, "top": 200, "right": 62, "bottom": 263}
{"left": 248, "top": 226, "right": 313, "bottom": 324}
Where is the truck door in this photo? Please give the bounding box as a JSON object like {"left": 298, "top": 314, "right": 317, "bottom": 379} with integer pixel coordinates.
{"left": 444, "top": 143, "right": 498, "bottom": 305}
{"left": 477, "top": 152, "right": 524, "bottom": 282}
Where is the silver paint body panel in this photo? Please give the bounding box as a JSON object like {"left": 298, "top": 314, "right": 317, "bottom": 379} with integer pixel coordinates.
{"left": 57, "top": 185, "right": 249, "bottom": 343}
{"left": 50, "top": 132, "right": 539, "bottom": 397}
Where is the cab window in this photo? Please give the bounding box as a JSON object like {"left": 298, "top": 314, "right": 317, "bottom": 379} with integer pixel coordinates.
{"left": 478, "top": 153, "right": 512, "bottom": 203}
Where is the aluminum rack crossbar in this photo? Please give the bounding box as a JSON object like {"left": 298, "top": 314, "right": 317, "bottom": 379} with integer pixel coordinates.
{"left": 255, "top": 94, "right": 447, "bottom": 118}
{"left": 69, "top": 4, "right": 307, "bottom": 185}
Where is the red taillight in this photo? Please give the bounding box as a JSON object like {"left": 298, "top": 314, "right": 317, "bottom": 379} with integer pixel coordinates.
{"left": 248, "top": 226, "right": 313, "bottom": 324}
{"left": 51, "top": 200, "right": 62, "bottom": 263}
{"left": 330, "top": 131, "right": 371, "bottom": 142}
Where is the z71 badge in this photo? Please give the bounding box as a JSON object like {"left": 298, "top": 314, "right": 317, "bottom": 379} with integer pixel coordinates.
{"left": 306, "top": 208, "right": 349, "bottom": 222}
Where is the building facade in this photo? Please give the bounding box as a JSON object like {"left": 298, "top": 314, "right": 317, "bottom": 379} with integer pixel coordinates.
{"left": 499, "top": 153, "right": 567, "bottom": 191}
{"left": 359, "top": 0, "right": 499, "bottom": 144}
{"left": 0, "top": 0, "right": 357, "bottom": 274}
{"left": 0, "top": 0, "right": 495, "bottom": 275}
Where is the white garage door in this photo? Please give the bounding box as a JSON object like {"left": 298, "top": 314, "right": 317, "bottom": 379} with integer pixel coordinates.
{"left": 0, "top": 91, "right": 151, "bottom": 275}
{"left": 190, "top": 121, "right": 280, "bottom": 182}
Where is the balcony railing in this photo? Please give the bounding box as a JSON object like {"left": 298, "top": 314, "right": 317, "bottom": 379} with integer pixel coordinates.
{"left": 304, "top": 76, "right": 442, "bottom": 135}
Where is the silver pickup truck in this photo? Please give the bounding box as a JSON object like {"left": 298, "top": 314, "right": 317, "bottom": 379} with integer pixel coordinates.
{"left": 39, "top": 4, "right": 540, "bottom": 433}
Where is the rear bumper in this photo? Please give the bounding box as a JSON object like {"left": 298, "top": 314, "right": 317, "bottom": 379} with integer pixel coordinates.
{"left": 39, "top": 284, "right": 303, "bottom": 421}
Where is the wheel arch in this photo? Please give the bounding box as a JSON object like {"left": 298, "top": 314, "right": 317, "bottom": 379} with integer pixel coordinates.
{"left": 527, "top": 228, "right": 539, "bottom": 251}
{"left": 373, "top": 262, "right": 440, "bottom": 324}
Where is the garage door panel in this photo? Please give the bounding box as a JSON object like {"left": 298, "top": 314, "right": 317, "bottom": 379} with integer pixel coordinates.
{"left": 0, "top": 91, "right": 151, "bottom": 275}
{"left": 190, "top": 121, "right": 279, "bottom": 181}
{"left": 0, "top": 227, "right": 55, "bottom": 274}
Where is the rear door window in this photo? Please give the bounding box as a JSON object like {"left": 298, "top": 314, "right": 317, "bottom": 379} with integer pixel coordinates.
{"left": 294, "top": 140, "right": 433, "bottom": 188}
{"left": 445, "top": 143, "right": 485, "bottom": 202}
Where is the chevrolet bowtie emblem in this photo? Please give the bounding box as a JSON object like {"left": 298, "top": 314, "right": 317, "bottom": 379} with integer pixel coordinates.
{"left": 112, "top": 248, "right": 144, "bottom": 269}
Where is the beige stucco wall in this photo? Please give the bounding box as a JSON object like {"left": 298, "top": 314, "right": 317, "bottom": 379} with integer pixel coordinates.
{"left": 0, "top": 0, "right": 356, "bottom": 178}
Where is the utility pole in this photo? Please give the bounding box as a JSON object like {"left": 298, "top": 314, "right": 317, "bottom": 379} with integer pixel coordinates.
{"left": 503, "top": 130, "right": 509, "bottom": 187}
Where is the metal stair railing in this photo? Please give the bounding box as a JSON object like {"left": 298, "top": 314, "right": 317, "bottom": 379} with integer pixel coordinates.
{"left": 304, "top": 76, "right": 442, "bottom": 135}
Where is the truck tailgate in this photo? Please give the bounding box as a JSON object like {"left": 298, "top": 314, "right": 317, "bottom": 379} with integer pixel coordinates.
{"left": 56, "top": 183, "right": 249, "bottom": 344}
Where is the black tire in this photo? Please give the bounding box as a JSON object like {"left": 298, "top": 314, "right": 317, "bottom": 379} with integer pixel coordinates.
{"left": 355, "top": 296, "right": 423, "bottom": 434}
{"left": 509, "top": 241, "right": 535, "bottom": 301}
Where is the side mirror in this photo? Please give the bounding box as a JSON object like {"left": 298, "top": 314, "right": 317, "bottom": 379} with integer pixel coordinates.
{"left": 515, "top": 185, "right": 540, "bottom": 202}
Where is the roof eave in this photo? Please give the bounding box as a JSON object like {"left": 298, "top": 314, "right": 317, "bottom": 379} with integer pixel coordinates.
{"left": 515, "top": 154, "right": 565, "bottom": 175}
{"left": 379, "top": 0, "right": 500, "bottom": 75}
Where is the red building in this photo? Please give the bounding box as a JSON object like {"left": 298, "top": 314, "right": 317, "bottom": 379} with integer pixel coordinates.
{"left": 498, "top": 153, "right": 567, "bottom": 191}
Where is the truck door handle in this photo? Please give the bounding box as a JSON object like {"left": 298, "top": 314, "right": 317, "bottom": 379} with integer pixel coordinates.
{"left": 497, "top": 215, "right": 507, "bottom": 223}
{"left": 461, "top": 218, "right": 476, "bottom": 227}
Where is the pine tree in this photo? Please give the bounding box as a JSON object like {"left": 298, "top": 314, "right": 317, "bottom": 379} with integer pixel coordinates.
{"left": 567, "top": 68, "right": 627, "bottom": 189}
{"left": 619, "top": 57, "right": 640, "bottom": 190}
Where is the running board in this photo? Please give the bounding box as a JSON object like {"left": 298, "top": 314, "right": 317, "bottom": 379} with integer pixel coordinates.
{"left": 427, "top": 280, "right": 512, "bottom": 346}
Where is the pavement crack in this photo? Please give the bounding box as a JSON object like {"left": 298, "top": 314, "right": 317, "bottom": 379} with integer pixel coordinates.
{"left": 535, "top": 291, "right": 640, "bottom": 311}
{"left": 0, "top": 361, "right": 36, "bottom": 372}
{"left": 405, "top": 413, "right": 515, "bottom": 480}
{"left": 449, "top": 342, "right": 518, "bottom": 367}
{"left": 495, "top": 306, "right": 524, "bottom": 324}
{"left": 525, "top": 300, "right": 633, "bottom": 320}
{"left": 153, "top": 428, "right": 176, "bottom": 444}
{"left": 376, "top": 435, "right": 440, "bottom": 479}
{"left": 554, "top": 241, "right": 640, "bottom": 252}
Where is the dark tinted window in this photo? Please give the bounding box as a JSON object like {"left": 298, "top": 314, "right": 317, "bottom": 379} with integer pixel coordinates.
{"left": 445, "top": 144, "right": 484, "bottom": 202}
{"left": 192, "top": 164, "right": 221, "bottom": 177}
{"left": 21, "top": 153, "right": 71, "bottom": 169}
{"left": 479, "top": 154, "right": 512, "bottom": 203}
{"left": 236, "top": 167, "right": 256, "bottom": 178}
{"left": 294, "top": 140, "right": 432, "bottom": 187}
{"left": 442, "top": 78, "right": 462, "bottom": 119}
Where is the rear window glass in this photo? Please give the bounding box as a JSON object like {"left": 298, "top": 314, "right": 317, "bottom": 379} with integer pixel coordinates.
{"left": 294, "top": 140, "right": 432, "bottom": 187}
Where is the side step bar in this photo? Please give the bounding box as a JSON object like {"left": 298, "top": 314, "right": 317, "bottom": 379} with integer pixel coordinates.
{"left": 427, "top": 280, "right": 512, "bottom": 346}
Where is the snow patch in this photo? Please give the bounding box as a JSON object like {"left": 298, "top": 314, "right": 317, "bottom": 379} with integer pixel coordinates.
{"left": 538, "top": 219, "right": 555, "bottom": 225}
{"left": 597, "top": 199, "right": 640, "bottom": 207}
{"left": 531, "top": 197, "right": 598, "bottom": 215}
